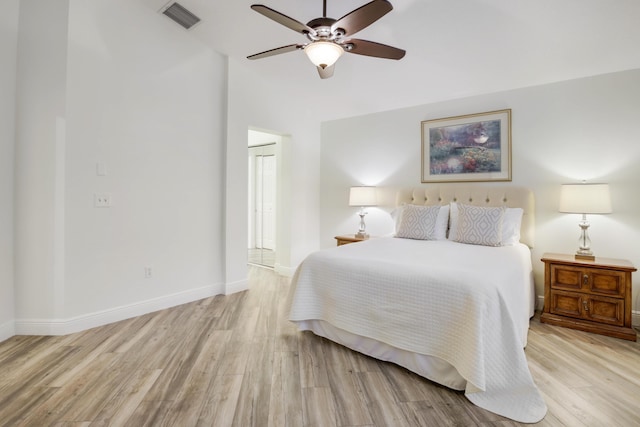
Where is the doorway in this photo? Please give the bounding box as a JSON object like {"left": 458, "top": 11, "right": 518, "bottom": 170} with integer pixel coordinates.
{"left": 248, "top": 137, "right": 278, "bottom": 268}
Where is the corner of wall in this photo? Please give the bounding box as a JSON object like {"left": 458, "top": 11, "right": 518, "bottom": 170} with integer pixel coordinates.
{"left": 274, "top": 263, "right": 296, "bottom": 278}
{"left": 0, "top": 320, "right": 16, "bottom": 344}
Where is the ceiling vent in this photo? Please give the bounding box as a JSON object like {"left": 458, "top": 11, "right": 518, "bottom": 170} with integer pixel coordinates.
{"left": 161, "top": 2, "right": 201, "bottom": 30}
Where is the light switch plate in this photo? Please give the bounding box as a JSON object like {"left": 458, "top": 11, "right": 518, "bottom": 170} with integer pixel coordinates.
{"left": 96, "top": 162, "right": 107, "bottom": 176}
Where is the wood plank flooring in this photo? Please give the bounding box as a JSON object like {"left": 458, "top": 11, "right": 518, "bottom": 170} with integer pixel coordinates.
{"left": 1, "top": 266, "right": 639, "bottom": 426}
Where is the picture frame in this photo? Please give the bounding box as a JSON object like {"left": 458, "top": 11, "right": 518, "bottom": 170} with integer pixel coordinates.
{"left": 421, "top": 109, "right": 512, "bottom": 183}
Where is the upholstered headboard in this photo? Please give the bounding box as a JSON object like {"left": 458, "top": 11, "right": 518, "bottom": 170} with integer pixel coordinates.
{"left": 396, "top": 186, "right": 535, "bottom": 247}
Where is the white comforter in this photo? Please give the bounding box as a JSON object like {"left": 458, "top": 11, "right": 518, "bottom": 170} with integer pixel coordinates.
{"left": 289, "top": 237, "right": 547, "bottom": 423}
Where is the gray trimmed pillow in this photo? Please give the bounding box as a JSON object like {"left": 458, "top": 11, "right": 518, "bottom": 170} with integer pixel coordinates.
{"left": 454, "top": 204, "right": 506, "bottom": 246}
{"left": 396, "top": 204, "right": 443, "bottom": 240}
{"left": 448, "top": 202, "right": 522, "bottom": 245}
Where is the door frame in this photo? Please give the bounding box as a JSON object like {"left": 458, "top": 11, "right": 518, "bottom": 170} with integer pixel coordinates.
{"left": 248, "top": 128, "right": 290, "bottom": 273}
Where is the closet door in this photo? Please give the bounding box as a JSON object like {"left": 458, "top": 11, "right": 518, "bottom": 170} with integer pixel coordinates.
{"left": 248, "top": 144, "right": 276, "bottom": 267}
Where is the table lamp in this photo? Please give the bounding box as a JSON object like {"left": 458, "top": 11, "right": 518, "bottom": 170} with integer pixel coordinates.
{"left": 559, "top": 183, "right": 612, "bottom": 260}
{"left": 349, "top": 186, "right": 377, "bottom": 239}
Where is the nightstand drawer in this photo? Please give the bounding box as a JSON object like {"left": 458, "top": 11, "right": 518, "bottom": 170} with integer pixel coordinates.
{"left": 549, "top": 290, "right": 582, "bottom": 318}
{"left": 550, "top": 264, "right": 626, "bottom": 297}
{"left": 591, "top": 270, "right": 626, "bottom": 296}
{"left": 588, "top": 294, "right": 625, "bottom": 326}
{"left": 549, "top": 290, "right": 625, "bottom": 326}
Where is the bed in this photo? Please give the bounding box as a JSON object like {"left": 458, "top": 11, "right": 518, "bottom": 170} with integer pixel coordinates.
{"left": 288, "top": 186, "right": 547, "bottom": 423}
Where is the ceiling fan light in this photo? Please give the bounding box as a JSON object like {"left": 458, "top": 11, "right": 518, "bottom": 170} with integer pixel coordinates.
{"left": 304, "top": 41, "right": 344, "bottom": 68}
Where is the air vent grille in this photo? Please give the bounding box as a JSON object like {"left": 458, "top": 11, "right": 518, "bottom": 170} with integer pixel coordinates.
{"left": 162, "top": 2, "right": 201, "bottom": 30}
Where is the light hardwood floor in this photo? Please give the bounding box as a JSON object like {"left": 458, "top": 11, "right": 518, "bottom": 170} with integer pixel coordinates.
{"left": 1, "top": 267, "right": 639, "bottom": 426}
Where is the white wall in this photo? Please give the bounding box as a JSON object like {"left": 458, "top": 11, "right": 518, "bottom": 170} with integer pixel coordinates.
{"left": 13, "top": 0, "right": 228, "bottom": 334}
{"left": 320, "top": 69, "right": 640, "bottom": 318}
{"left": 0, "top": 0, "right": 19, "bottom": 341}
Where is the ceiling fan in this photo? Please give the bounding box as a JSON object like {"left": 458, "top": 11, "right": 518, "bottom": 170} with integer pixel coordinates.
{"left": 247, "top": 0, "right": 406, "bottom": 79}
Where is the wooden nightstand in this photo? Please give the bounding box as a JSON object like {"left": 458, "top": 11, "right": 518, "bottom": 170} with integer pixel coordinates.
{"left": 540, "top": 253, "right": 637, "bottom": 341}
{"left": 334, "top": 235, "right": 368, "bottom": 246}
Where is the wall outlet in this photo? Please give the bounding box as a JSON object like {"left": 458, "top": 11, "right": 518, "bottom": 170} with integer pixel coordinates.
{"left": 144, "top": 266, "right": 152, "bottom": 278}
{"left": 94, "top": 193, "right": 112, "bottom": 207}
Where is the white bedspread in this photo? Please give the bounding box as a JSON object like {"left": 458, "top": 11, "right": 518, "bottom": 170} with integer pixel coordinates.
{"left": 289, "top": 237, "right": 547, "bottom": 423}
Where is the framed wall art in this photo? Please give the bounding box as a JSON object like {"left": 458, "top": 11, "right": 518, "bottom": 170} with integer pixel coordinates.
{"left": 421, "top": 109, "right": 511, "bottom": 183}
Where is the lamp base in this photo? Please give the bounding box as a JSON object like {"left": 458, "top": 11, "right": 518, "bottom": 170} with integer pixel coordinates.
{"left": 575, "top": 216, "right": 595, "bottom": 261}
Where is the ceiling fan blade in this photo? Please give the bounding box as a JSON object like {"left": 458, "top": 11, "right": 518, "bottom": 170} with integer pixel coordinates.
{"left": 251, "top": 5, "right": 317, "bottom": 36}
{"left": 247, "top": 44, "right": 304, "bottom": 60}
{"left": 345, "top": 39, "right": 405, "bottom": 60}
{"left": 317, "top": 64, "right": 335, "bottom": 79}
{"left": 331, "top": 0, "right": 393, "bottom": 36}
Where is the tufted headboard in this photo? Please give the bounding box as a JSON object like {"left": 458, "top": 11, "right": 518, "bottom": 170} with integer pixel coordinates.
{"left": 396, "top": 186, "right": 535, "bottom": 248}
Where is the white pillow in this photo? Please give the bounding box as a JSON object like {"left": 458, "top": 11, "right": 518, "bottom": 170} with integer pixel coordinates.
{"left": 395, "top": 204, "right": 449, "bottom": 240}
{"left": 453, "top": 203, "right": 506, "bottom": 247}
{"left": 434, "top": 204, "right": 449, "bottom": 240}
{"left": 448, "top": 202, "right": 461, "bottom": 241}
{"left": 502, "top": 207, "right": 523, "bottom": 245}
{"left": 449, "top": 203, "right": 523, "bottom": 245}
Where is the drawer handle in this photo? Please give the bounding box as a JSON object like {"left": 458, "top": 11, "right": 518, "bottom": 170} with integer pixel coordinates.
{"left": 582, "top": 300, "right": 589, "bottom": 312}
{"left": 583, "top": 274, "right": 589, "bottom": 286}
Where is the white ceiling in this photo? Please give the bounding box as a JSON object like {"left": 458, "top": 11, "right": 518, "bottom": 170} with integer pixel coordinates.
{"left": 141, "top": 0, "right": 640, "bottom": 120}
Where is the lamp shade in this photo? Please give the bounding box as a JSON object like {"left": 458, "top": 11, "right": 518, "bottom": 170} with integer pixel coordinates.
{"left": 349, "top": 186, "right": 377, "bottom": 207}
{"left": 304, "top": 41, "right": 344, "bottom": 68}
{"left": 559, "top": 183, "right": 612, "bottom": 214}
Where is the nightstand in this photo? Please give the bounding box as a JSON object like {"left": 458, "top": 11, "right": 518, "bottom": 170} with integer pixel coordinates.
{"left": 540, "top": 253, "right": 637, "bottom": 341}
{"left": 334, "top": 235, "right": 368, "bottom": 246}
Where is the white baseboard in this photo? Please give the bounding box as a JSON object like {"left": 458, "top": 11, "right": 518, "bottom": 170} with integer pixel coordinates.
{"left": 538, "top": 295, "right": 640, "bottom": 327}
{"left": 0, "top": 319, "right": 16, "bottom": 343}
{"left": 14, "top": 282, "right": 225, "bottom": 336}
{"left": 225, "top": 278, "right": 249, "bottom": 295}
